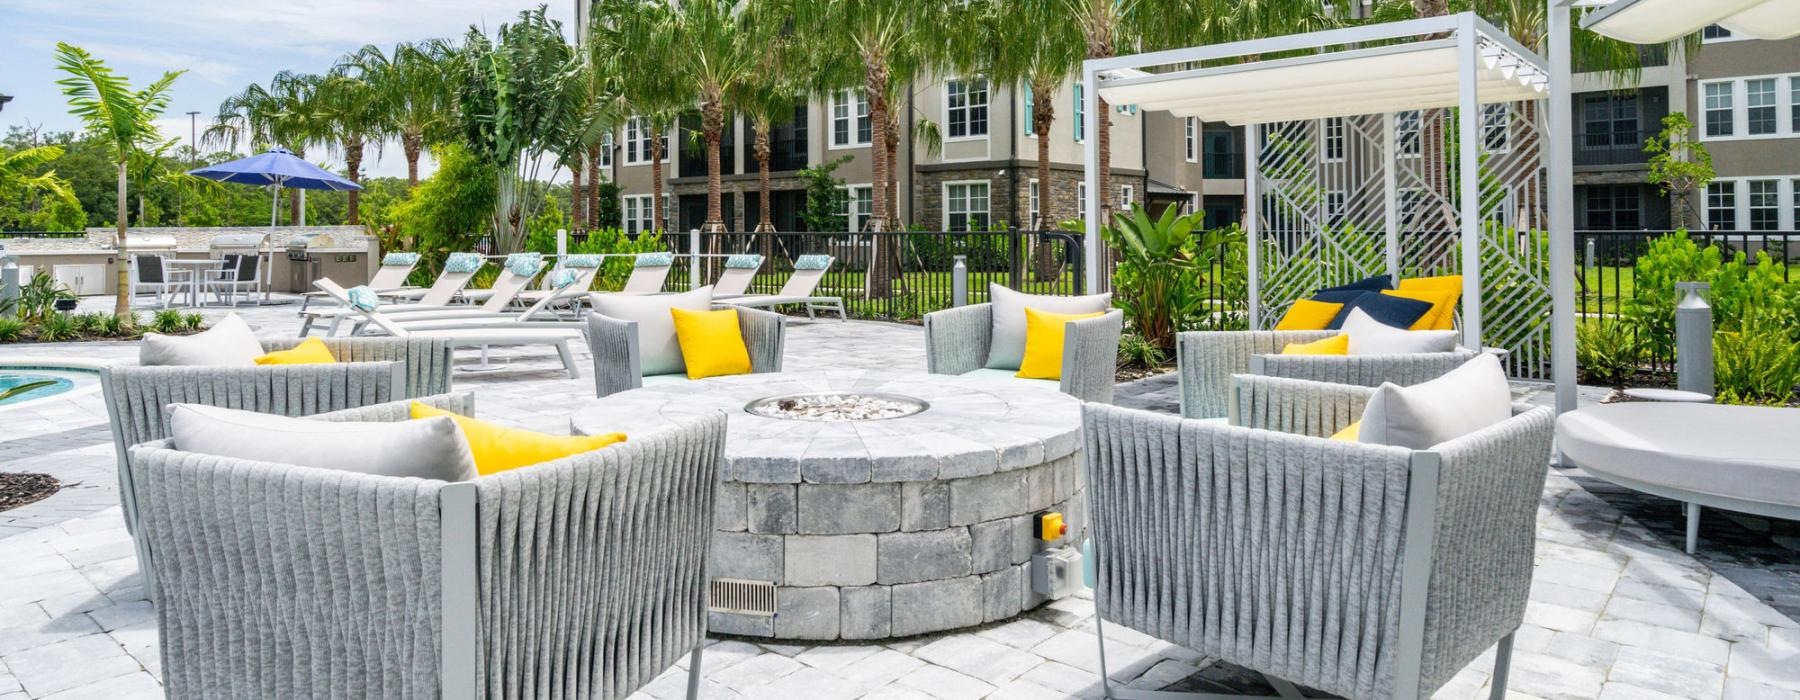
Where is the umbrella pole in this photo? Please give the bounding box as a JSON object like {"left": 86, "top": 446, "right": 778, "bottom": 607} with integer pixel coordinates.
{"left": 270, "top": 184, "right": 280, "bottom": 227}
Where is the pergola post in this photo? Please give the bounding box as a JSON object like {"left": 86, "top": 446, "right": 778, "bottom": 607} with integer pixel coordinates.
{"left": 1082, "top": 63, "right": 1103, "bottom": 295}
{"left": 1245, "top": 124, "right": 1262, "bottom": 327}
{"left": 1548, "top": 0, "right": 1579, "bottom": 413}
{"left": 1382, "top": 113, "right": 1400, "bottom": 280}
{"left": 1456, "top": 13, "right": 1484, "bottom": 352}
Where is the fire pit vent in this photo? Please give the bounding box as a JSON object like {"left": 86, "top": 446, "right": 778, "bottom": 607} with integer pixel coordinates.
{"left": 744, "top": 392, "right": 928, "bottom": 422}
{"left": 709, "top": 578, "right": 777, "bottom": 616}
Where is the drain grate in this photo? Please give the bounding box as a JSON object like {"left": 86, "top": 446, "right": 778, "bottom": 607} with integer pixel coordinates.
{"left": 709, "top": 578, "right": 777, "bottom": 616}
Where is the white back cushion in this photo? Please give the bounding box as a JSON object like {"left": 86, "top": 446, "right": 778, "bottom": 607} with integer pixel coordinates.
{"left": 1357, "top": 354, "right": 1513, "bottom": 450}
{"left": 1340, "top": 307, "right": 1458, "bottom": 355}
{"left": 592, "top": 285, "right": 714, "bottom": 376}
{"left": 984, "top": 283, "right": 1111, "bottom": 370}
{"left": 139, "top": 313, "right": 265, "bottom": 366}
{"left": 169, "top": 403, "right": 477, "bottom": 481}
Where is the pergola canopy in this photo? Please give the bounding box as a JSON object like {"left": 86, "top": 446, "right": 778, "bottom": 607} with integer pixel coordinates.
{"left": 1581, "top": 0, "right": 1800, "bottom": 44}
{"left": 1099, "top": 37, "right": 1548, "bottom": 126}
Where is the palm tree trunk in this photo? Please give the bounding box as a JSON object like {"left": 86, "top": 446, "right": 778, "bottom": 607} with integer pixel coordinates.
{"left": 114, "top": 159, "right": 129, "bottom": 319}
{"left": 586, "top": 143, "right": 602, "bottom": 230}
{"left": 702, "top": 98, "right": 726, "bottom": 233}
{"left": 569, "top": 162, "right": 584, "bottom": 226}
{"left": 754, "top": 125, "right": 774, "bottom": 233}
{"left": 403, "top": 133, "right": 423, "bottom": 188}
{"left": 650, "top": 123, "right": 667, "bottom": 233}
{"left": 865, "top": 58, "right": 897, "bottom": 298}
{"left": 1033, "top": 89, "right": 1058, "bottom": 281}
{"left": 345, "top": 139, "right": 363, "bottom": 226}
{"left": 886, "top": 126, "right": 900, "bottom": 228}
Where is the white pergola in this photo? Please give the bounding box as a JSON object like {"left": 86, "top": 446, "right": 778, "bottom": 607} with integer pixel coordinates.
{"left": 1081, "top": 13, "right": 1559, "bottom": 395}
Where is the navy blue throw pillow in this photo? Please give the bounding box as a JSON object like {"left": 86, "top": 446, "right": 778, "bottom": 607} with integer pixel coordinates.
{"left": 1325, "top": 291, "right": 1433, "bottom": 330}
{"left": 1316, "top": 274, "right": 1394, "bottom": 295}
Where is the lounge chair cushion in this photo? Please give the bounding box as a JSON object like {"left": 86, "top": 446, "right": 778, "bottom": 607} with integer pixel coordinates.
{"left": 1018, "top": 308, "right": 1106, "bottom": 380}
{"left": 411, "top": 402, "right": 624, "bottom": 476}
{"left": 671, "top": 308, "right": 753, "bottom": 379}
{"left": 1274, "top": 299, "right": 1343, "bottom": 331}
{"left": 139, "top": 313, "right": 263, "bottom": 367}
{"left": 444, "top": 252, "right": 484, "bottom": 273}
{"left": 1340, "top": 308, "right": 1458, "bottom": 355}
{"left": 381, "top": 252, "right": 420, "bottom": 266}
{"left": 169, "top": 403, "right": 477, "bottom": 481}
{"left": 593, "top": 285, "right": 713, "bottom": 376}
{"left": 985, "top": 283, "right": 1112, "bottom": 370}
{"left": 1358, "top": 354, "right": 1511, "bottom": 449}
{"left": 1281, "top": 334, "right": 1349, "bottom": 355}
{"left": 254, "top": 337, "right": 336, "bottom": 365}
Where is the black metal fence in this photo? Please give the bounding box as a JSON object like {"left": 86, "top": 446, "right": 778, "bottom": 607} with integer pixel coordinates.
{"left": 1576, "top": 228, "right": 1798, "bottom": 322}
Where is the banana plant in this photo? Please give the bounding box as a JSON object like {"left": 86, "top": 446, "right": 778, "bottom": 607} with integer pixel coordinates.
{"left": 0, "top": 381, "right": 56, "bottom": 403}
{"left": 1087, "top": 203, "right": 1243, "bottom": 350}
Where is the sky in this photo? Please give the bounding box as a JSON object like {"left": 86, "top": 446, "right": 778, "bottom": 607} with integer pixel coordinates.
{"left": 0, "top": 0, "right": 576, "bottom": 180}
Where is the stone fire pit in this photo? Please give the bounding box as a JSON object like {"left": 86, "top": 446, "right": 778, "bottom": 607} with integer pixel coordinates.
{"left": 569, "top": 370, "right": 1085, "bottom": 641}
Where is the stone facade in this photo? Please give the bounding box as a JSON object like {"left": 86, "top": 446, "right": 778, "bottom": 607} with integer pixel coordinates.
{"left": 913, "top": 167, "right": 1138, "bottom": 232}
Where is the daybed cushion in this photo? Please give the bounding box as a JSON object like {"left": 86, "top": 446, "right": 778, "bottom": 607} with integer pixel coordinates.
{"left": 140, "top": 313, "right": 264, "bottom": 366}
{"left": 255, "top": 336, "right": 336, "bottom": 365}
{"left": 169, "top": 403, "right": 477, "bottom": 481}
{"left": 411, "top": 402, "right": 624, "bottom": 475}
{"left": 1282, "top": 334, "right": 1348, "bottom": 355}
{"left": 671, "top": 307, "right": 752, "bottom": 379}
{"left": 1326, "top": 291, "right": 1434, "bottom": 330}
{"left": 1340, "top": 308, "right": 1458, "bottom": 355}
{"left": 592, "top": 285, "right": 713, "bottom": 376}
{"left": 1274, "top": 299, "right": 1343, "bottom": 331}
{"left": 985, "top": 283, "right": 1111, "bottom": 370}
{"left": 1317, "top": 274, "right": 1393, "bottom": 295}
{"left": 959, "top": 367, "right": 1059, "bottom": 389}
{"left": 1358, "top": 354, "right": 1511, "bottom": 450}
{"left": 1396, "top": 275, "right": 1463, "bottom": 331}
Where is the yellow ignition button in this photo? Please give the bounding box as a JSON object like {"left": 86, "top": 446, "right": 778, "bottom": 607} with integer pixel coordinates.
{"left": 1033, "top": 512, "right": 1067, "bottom": 541}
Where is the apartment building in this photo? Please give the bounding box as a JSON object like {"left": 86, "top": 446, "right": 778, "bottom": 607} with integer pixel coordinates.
{"left": 583, "top": 74, "right": 1233, "bottom": 234}
{"left": 1572, "top": 29, "right": 1800, "bottom": 232}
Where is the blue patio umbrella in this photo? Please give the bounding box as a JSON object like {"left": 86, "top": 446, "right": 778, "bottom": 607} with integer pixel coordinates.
{"left": 188, "top": 147, "right": 361, "bottom": 226}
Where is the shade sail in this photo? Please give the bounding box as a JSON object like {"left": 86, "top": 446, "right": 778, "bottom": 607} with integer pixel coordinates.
{"left": 1098, "top": 38, "right": 1548, "bottom": 126}
{"left": 1582, "top": 0, "right": 1800, "bottom": 44}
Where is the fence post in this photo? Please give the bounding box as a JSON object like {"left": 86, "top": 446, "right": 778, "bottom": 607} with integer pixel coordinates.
{"left": 1674, "top": 282, "right": 1714, "bottom": 398}
{"left": 688, "top": 229, "right": 701, "bottom": 291}
{"left": 1008, "top": 231, "right": 1022, "bottom": 290}
{"left": 0, "top": 245, "right": 17, "bottom": 318}
{"left": 952, "top": 255, "right": 968, "bottom": 307}
{"left": 556, "top": 228, "right": 567, "bottom": 267}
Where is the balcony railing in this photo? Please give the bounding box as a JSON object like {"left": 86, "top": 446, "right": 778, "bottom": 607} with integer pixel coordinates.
{"left": 1573, "top": 129, "right": 1655, "bottom": 167}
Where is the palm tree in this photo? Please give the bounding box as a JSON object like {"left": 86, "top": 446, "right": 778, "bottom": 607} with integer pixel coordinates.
{"left": 315, "top": 71, "right": 390, "bottom": 225}
{"left": 956, "top": 0, "right": 1083, "bottom": 232}
{"left": 731, "top": 2, "right": 806, "bottom": 235}
{"left": 593, "top": 0, "right": 686, "bottom": 234}
{"left": 53, "top": 42, "right": 181, "bottom": 318}
{"left": 341, "top": 41, "right": 455, "bottom": 188}
{"left": 0, "top": 145, "right": 80, "bottom": 221}
{"left": 205, "top": 71, "right": 328, "bottom": 224}
{"left": 664, "top": 0, "right": 757, "bottom": 233}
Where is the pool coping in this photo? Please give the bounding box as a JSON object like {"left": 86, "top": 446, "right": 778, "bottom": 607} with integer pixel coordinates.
{"left": 0, "top": 357, "right": 116, "bottom": 411}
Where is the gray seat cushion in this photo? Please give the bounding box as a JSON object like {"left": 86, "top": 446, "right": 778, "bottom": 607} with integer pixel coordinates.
{"left": 983, "top": 284, "right": 1111, "bottom": 370}
{"left": 592, "top": 286, "right": 713, "bottom": 376}
{"left": 959, "top": 367, "right": 1059, "bottom": 390}
{"left": 1557, "top": 402, "right": 1800, "bottom": 507}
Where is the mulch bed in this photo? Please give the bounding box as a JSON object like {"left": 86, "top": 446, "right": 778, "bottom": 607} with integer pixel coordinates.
{"left": 0, "top": 473, "right": 59, "bottom": 512}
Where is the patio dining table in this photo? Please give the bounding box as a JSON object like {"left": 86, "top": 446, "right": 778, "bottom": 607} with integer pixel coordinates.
{"left": 162, "top": 258, "right": 226, "bottom": 308}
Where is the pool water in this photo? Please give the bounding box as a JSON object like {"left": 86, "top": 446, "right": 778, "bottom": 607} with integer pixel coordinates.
{"left": 0, "top": 369, "right": 94, "bottom": 406}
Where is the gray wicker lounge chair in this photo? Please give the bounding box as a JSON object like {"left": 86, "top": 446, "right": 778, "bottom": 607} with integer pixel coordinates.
{"left": 585, "top": 306, "right": 786, "bottom": 398}
{"left": 923, "top": 304, "right": 1124, "bottom": 404}
{"left": 1083, "top": 374, "right": 1553, "bottom": 700}
{"left": 127, "top": 393, "right": 724, "bottom": 700}
{"left": 1175, "top": 329, "right": 1479, "bottom": 419}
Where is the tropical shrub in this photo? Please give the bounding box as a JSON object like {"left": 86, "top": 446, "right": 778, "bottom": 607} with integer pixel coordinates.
{"left": 568, "top": 227, "right": 667, "bottom": 290}
{"left": 14, "top": 273, "right": 75, "bottom": 324}
{"left": 0, "top": 318, "right": 24, "bottom": 342}
{"left": 1622, "top": 233, "right": 1722, "bottom": 361}
{"left": 35, "top": 313, "right": 76, "bottom": 342}
{"left": 1575, "top": 319, "right": 1642, "bottom": 387}
{"left": 183, "top": 312, "right": 204, "bottom": 331}
{"left": 1117, "top": 333, "right": 1167, "bottom": 369}
{"left": 1091, "top": 204, "right": 1242, "bottom": 350}
{"left": 1714, "top": 325, "right": 1800, "bottom": 406}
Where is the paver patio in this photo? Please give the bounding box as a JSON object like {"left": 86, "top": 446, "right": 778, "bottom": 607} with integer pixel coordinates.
{"left": 0, "top": 297, "right": 1796, "bottom": 699}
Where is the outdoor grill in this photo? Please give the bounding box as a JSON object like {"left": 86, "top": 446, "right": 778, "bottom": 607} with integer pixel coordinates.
{"left": 122, "top": 235, "right": 179, "bottom": 253}
{"left": 274, "top": 231, "right": 370, "bottom": 294}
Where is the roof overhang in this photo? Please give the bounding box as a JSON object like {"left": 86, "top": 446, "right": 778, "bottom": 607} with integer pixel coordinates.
{"left": 1581, "top": 0, "right": 1800, "bottom": 43}
{"left": 1098, "top": 30, "right": 1547, "bottom": 126}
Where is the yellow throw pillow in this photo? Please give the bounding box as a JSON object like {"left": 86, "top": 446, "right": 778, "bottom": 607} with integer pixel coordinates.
{"left": 670, "top": 307, "right": 753, "bottom": 380}
{"left": 1017, "top": 308, "right": 1107, "bottom": 380}
{"left": 411, "top": 402, "right": 625, "bottom": 476}
{"left": 1380, "top": 289, "right": 1455, "bottom": 330}
{"left": 1281, "top": 334, "right": 1349, "bottom": 355}
{"left": 1329, "top": 420, "right": 1362, "bottom": 442}
{"left": 255, "top": 337, "right": 336, "bottom": 365}
{"left": 1396, "top": 276, "right": 1462, "bottom": 331}
{"left": 1274, "top": 299, "right": 1344, "bottom": 331}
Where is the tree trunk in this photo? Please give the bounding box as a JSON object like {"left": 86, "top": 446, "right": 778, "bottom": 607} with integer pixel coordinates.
{"left": 403, "top": 133, "right": 423, "bottom": 188}
{"left": 1032, "top": 87, "right": 1059, "bottom": 281}
{"left": 114, "top": 159, "right": 130, "bottom": 319}
{"left": 754, "top": 124, "right": 774, "bottom": 233}
{"left": 865, "top": 58, "right": 897, "bottom": 298}
{"left": 650, "top": 122, "right": 667, "bottom": 233}
{"left": 345, "top": 139, "right": 363, "bottom": 226}
{"left": 587, "top": 143, "right": 602, "bottom": 230}
{"left": 569, "top": 162, "right": 584, "bottom": 227}
{"left": 702, "top": 97, "right": 726, "bottom": 233}
{"left": 886, "top": 125, "right": 900, "bottom": 229}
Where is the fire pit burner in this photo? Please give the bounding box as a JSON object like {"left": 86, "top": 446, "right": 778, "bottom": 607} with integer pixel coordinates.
{"left": 744, "top": 392, "right": 928, "bottom": 422}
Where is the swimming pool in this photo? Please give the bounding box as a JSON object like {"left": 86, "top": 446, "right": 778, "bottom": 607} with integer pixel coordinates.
{"left": 0, "top": 367, "right": 100, "bottom": 407}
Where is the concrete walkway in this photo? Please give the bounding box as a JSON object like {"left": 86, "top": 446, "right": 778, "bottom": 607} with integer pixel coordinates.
{"left": 0, "top": 297, "right": 1795, "bottom": 699}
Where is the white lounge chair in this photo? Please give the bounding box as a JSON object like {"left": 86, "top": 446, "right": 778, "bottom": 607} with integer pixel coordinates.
{"left": 716, "top": 254, "right": 845, "bottom": 321}
{"left": 314, "top": 279, "right": 586, "bottom": 379}
{"left": 711, "top": 253, "right": 764, "bottom": 297}
{"left": 356, "top": 254, "right": 548, "bottom": 328}
{"left": 590, "top": 252, "right": 675, "bottom": 297}
{"left": 380, "top": 270, "right": 589, "bottom": 332}
{"left": 513, "top": 253, "right": 605, "bottom": 313}
{"left": 297, "top": 252, "right": 486, "bottom": 335}
{"left": 296, "top": 252, "right": 422, "bottom": 313}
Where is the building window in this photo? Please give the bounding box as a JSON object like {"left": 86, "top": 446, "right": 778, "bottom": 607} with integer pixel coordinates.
{"left": 1073, "top": 84, "right": 1085, "bottom": 142}
{"left": 1748, "top": 179, "right": 1780, "bottom": 231}
{"left": 1702, "top": 25, "right": 1733, "bottom": 42}
{"left": 1792, "top": 78, "right": 1800, "bottom": 133}
{"left": 1483, "top": 104, "right": 1511, "bottom": 152}
{"left": 1322, "top": 117, "right": 1345, "bottom": 162}
{"left": 1398, "top": 187, "right": 1426, "bottom": 221}
{"left": 1120, "top": 185, "right": 1134, "bottom": 208}
{"left": 1185, "top": 118, "right": 1198, "bottom": 162}
{"left": 1794, "top": 178, "right": 1800, "bottom": 230}
{"left": 946, "top": 78, "right": 989, "bottom": 139}
{"left": 1396, "top": 110, "right": 1422, "bottom": 158}
{"left": 1022, "top": 85, "right": 1035, "bottom": 136}
{"left": 622, "top": 195, "right": 655, "bottom": 234}
{"left": 1583, "top": 94, "right": 1640, "bottom": 148}
{"left": 1077, "top": 181, "right": 1089, "bottom": 220}
{"left": 831, "top": 90, "right": 871, "bottom": 147}
{"left": 1027, "top": 178, "right": 1041, "bottom": 227}
{"left": 599, "top": 130, "right": 614, "bottom": 168}
{"left": 1706, "top": 182, "right": 1736, "bottom": 230}
{"left": 1584, "top": 184, "right": 1641, "bottom": 230}
{"left": 840, "top": 184, "right": 874, "bottom": 232}
{"left": 1325, "top": 190, "right": 1346, "bottom": 226}
{"left": 944, "top": 181, "right": 990, "bottom": 232}
{"left": 624, "top": 117, "right": 666, "bottom": 165}
{"left": 1704, "top": 82, "right": 1735, "bottom": 137}
{"left": 1747, "top": 79, "right": 1778, "bottom": 135}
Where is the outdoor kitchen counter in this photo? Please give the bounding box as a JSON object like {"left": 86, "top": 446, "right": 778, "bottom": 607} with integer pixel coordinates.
{"left": 569, "top": 370, "right": 1086, "bottom": 641}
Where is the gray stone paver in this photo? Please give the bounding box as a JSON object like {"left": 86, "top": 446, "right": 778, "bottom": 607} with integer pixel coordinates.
{"left": 0, "top": 295, "right": 1797, "bottom": 697}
